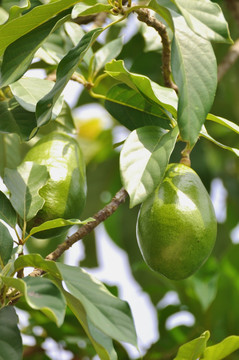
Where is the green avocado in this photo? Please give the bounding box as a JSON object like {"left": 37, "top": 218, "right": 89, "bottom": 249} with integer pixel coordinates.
{"left": 137, "top": 163, "right": 217, "bottom": 280}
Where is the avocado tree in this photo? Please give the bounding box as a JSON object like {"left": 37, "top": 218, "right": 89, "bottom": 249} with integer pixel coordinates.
{"left": 0, "top": 0, "right": 239, "bottom": 359}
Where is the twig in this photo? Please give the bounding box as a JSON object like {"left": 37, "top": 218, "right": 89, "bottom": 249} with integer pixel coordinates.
{"left": 135, "top": 8, "right": 178, "bottom": 92}
{"left": 218, "top": 38, "right": 239, "bottom": 81}
{"left": 30, "top": 188, "right": 128, "bottom": 277}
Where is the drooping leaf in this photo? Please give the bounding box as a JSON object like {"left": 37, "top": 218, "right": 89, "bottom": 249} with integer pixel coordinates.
{"left": 1, "top": 276, "right": 66, "bottom": 327}
{"left": 173, "top": 0, "right": 232, "bottom": 43}
{"left": 57, "top": 263, "right": 137, "bottom": 347}
{"left": 207, "top": 113, "right": 239, "bottom": 134}
{"left": 10, "top": 78, "right": 64, "bottom": 118}
{"left": 0, "top": 306, "right": 22, "bottom": 360}
{"left": 0, "top": 191, "right": 17, "bottom": 228}
{"left": 120, "top": 126, "right": 179, "bottom": 207}
{"left": 174, "top": 330, "right": 210, "bottom": 360}
{"left": 202, "top": 336, "right": 239, "bottom": 360}
{"left": 0, "top": 222, "right": 13, "bottom": 268}
{"left": 72, "top": 0, "right": 113, "bottom": 18}
{"left": 29, "top": 217, "right": 94, "bottom": 237}
{"left": 200, "top": 126, "right": 239, "bottom": 157}
{"left": 0, "top": 9, "right": 70, "bottom": 87}
{"left": 3, "top": 162, "right": 49, "bottom": 221}
{"left": 36, "top": 27, "right": 103, "bottom": 126}
{"left": 0, "top": 0, "right": 80, "bottom": 56}
{"left": 60, "top": 287, "right": 118, "bottom": 360}
{"left": 0, "top": 98, "right": 37, "bottom": 141}
{"left": 105, "top": 59, "right": 178, "bottom": 117}
{"left": 171, "top": 14, "right": 217, "bottom": 146}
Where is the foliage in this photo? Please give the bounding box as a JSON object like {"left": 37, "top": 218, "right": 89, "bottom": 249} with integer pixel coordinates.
{"left": 0, "top": 0, "right": 238, "bottom": 359}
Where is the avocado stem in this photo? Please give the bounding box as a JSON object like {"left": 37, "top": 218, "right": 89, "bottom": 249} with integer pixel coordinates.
{"left": 180, "top": 144, "right": 191, "bottom": 167}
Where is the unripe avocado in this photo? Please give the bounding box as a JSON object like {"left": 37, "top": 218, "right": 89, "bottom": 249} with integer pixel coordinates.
{"left": 136, "top": 163, "right": 217, "bottom": 280}
{"left": 24, "top": 132, "right": 86, "bottom": 238}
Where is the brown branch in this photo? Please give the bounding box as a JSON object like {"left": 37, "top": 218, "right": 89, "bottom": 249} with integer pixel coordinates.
{"left": 218, "top": 38, "right": 239, "bottom": 81}
{"left": 135, "top": 8, "right": 178, "bottom": 92}
{"left": 30, "top": 188, "right": 128, "bottom": 277}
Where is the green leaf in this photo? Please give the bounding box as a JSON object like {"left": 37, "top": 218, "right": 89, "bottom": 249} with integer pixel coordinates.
{"left": 92, "top": 38, "right": 123, "bottom": 78}
{"left": 146, "top": 0, "right": 174, "bottom": 29}
{"left": 105, "top": 97, "right": 172, "bottom": 131}
{"left": 202, "top": 335, "right": 239, "bottom": 359}
{"left": 171, "top": 14, "right": 217, "bottom": 146}
{"left": 3, "top": 161, "right": 49, "bottom": 221}
{"left": 36, "top": 27, "right": 103, "bottom": 126}
{"left": 0, "top": 134, "right": 23, "bottom": 178}
{"left": 200, "top": 126, "right": 239, "bottom": 157}
{"left": 72, "top": 0, "right": 113, "bottom": 18}
{"left": 104, "top": 83, "right": 174, "bottom": 125}
{"left": 0, "top": 222, "right": 13, "bottom": 268}
{"left": 29, "top": 217, "right": 94, "bottom": 237}
{"left": 174, "top": 330, "right": 210, "bottom": 360}
{"left": 1, "top": 276, "right": 66, "bottom": 327}
{"left": 0, "top": 9, "right": 70, "bottom": 87}
{"left": 207, "top": 113, "right": 239, "bottom": 134}
{"left": 0, "top": 191, "right": 17, "bottom": 228}
{"left": 0, "top": 306, "right": 22, "bottom": 360}
{"left": 120, "top": 126, "right": 179, "bottom": 208}
{"left": 0, "top": 98, "right": 37, "bottom": 141}
{"left": 173, "top": 0, "right": 232, "bottom": 43}
{"left": 105, "top": 59, "right": 178, "bottom": 117}
{"left": 57, "top": 263, "right": 137, "bottom": 346}
{"left": 0, "top": 0, "right": 80, "bottom": 56}
{"left": 10, "top": 78, "right": 63, "bottom": 118}
{"left": 62, "top": 288, "right": 118, "bottom": 360}
{"left": 13, "top": 254, "right": 61, "bottom": 278}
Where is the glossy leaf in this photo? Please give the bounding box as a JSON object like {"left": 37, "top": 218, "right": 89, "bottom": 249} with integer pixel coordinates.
{"left": 174, "top": 331, "right": 210, "bottom": 360}
{"left": 29, "top": 217, "right": 94, "bottom": 237}
{"left": 0, "top": 222, "right": 13, "bottom": 268}
{"left": 207, "top": 113, "right": 239, "bottom": 134}
{"left": 36, "top": 27, "right": 103, "bottom": 126}
{"left": 0, "top": 306, "right": 22, "bottom": 360}
{"left": 0, "top": 98, "right": 37, "bottom": 141}
{"left": 72, "top": 0, "right": 112, "bottom": 18}
{"left": 10, "top": 78, "right": 64, "bottom": 119}
{"left": 3, "top": 162, "right": 49, "bottom": 221}
{"left": 200, "top": 126, "right": 239, "bottom": 157}
{"left": 0, "top": 191, "right": 17, "bottom": 228}
{"left": 171, "top": 14, "right": 217, "bottom": 146}
{"left": 202, "top": 335, "right": 239, "bottom": 359}
{"left": 105, "top": 59, "right": 178, "bottom": 117}
{"left": 0, "top": 0, "right": 80, "bottom": 56}
{"left": 57, "top": 263, "right": 137, "bottom": 346}
{"left": 173, "top": 0, "right": 232, "bottom": 43}
{"left": 0, "top": 10, "right": 70, "bottom": 87}
{"left": 1, "top": 276, "right": 66, "bottom": 327}
{"left": 120, "top": 126, "right": 179, "bottom": 207}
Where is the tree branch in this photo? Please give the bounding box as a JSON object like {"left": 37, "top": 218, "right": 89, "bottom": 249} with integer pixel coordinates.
{"left": 218, "top": 38, "right": 239, "bottom": 81}
{"left": 135, "top": 8, "right": 178, "bottom": 92}
{"left": 30, "top": 188, "right": 128, "bottom": 277}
